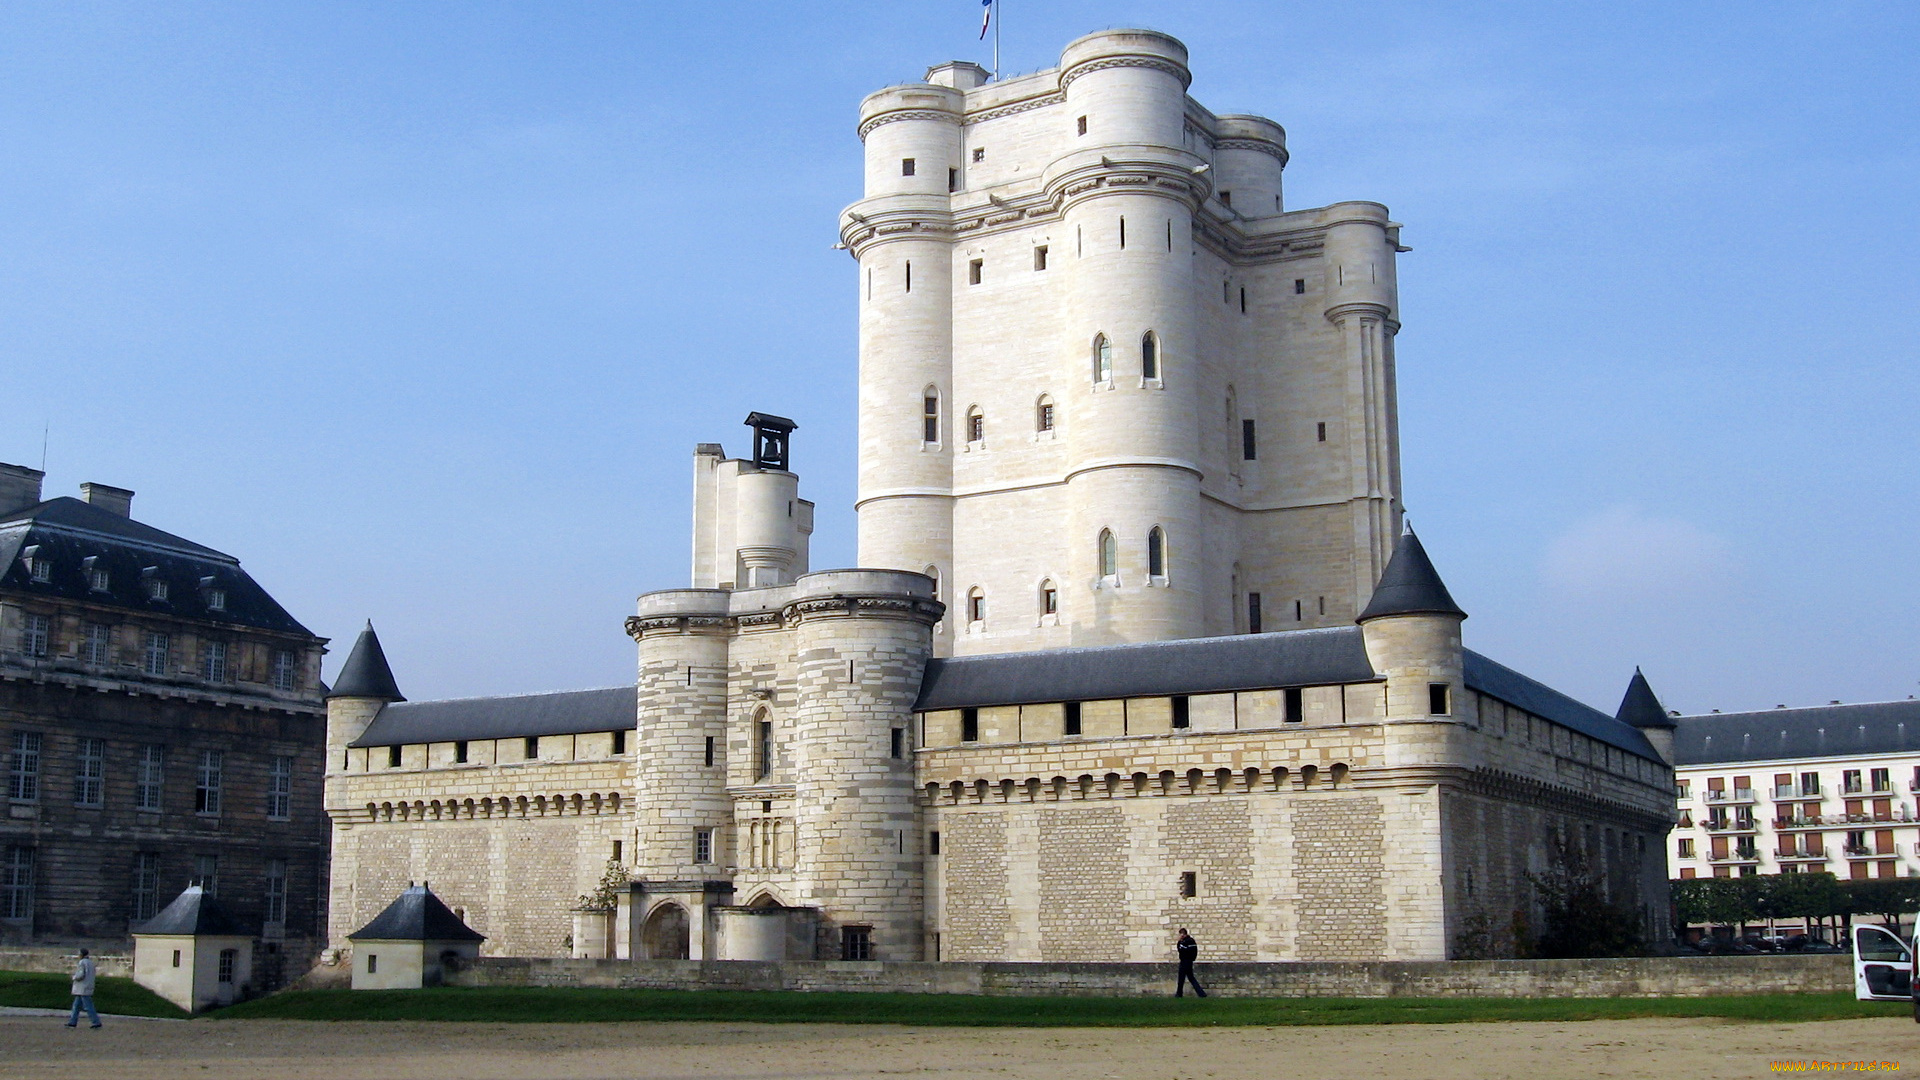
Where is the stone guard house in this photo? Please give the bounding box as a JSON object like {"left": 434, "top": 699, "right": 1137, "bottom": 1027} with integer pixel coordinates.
{"left": 322, "top": 29, "right": 1677, "bottom": 966}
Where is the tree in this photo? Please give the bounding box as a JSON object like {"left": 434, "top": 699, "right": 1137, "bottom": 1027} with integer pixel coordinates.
{"left": 1530, "top": 829, "right": 1645, "bottom": 958}
{"left": 1846, "top": 878, "right": 1920, "bottom": 929}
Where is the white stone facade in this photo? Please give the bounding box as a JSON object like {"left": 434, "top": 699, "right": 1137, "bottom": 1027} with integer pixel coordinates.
{"left": 846, "top": 30, "right": 1403, "bottom": 656}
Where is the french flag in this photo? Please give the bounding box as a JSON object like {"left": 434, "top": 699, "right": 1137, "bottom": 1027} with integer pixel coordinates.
{"left": 979, "top": 0, "right": 992, "bottom": 40}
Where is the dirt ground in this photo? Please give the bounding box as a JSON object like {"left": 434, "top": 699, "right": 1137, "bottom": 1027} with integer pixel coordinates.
{"left": 0, "top": 1015, "right": 1914, "bottom": 1080}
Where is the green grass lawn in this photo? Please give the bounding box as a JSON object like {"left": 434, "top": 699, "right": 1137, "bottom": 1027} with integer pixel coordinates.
{"left": 214, "top": 987, "right": 1912, "bottom": 1026}
{"left": 0, "top": 971, "right": 189, "bottom": 1019}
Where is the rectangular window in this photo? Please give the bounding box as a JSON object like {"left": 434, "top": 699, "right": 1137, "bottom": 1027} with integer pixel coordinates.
{"left": 968, "top": 258, "right": 982, "bottom": 285}
{"left": 131, "top": 852, "right": 160, "bottom": 922}
{"left": 1119, "top": 216, "right": 1126, "bottom": 248}
{"left": 1247, "top": 592, "right": 1262, "bottom": 634}
{"left": 1429, "top": 683, "right": 1451, "bottom": 716}
{"left": 1872, "top": 768, "right": 1891, "bottom": 793}
{"left": 29, "top": 556, "right": 50, "bottom": 583}
{"left": 1677, "top": 838, "right": 1695, "bottom": 859}
{"left": 929, "top": 831, "right": 941, "bottom": 856}
{"left": 271, "top": 649, "right": 298, "bottom": 691}
{"left": 1803, "top": 771, "right": 1822, "bottom": 796}
{"left": 1038, "top": 403, "right": 1054, "bottom": 432}
{"left": 841, "top": 925, "right": 872, "bottom": 961}
{"left": 1219, "top": 190, "right": 1231, "bottom": 208}
{"left": 961, "top": 708, "right": 979, "bottom": 742}
{"left": 146, "top": 576, "right": 168, "bottom": 602}
{"left": 1033, "top": 245, "right": 1048, "bottom": 271}
{"left": 1844, "top": 770, "right": 1863, "bottom": 794}
{"left": 1076, "top": 115, "right": 1087, "bottom": 135}
{"left": 1063, "top": 702, "right": 1082, "bottom": 736}
{"left": 612, "top": 729, "right": 627, "bottom": 755}
{"left": 387, "top": 745, "right": 401, "bottom": 769}
{"left": 967, "top": 412, "right": 984, "bottom": 443}
{"left": 1284, "top": 687, "right": 1305, "bottom": 723}
{"left": 1316, "top": 421, "right": 1327, "bottom": 443}
{"left": 694, "top": 828, "right": 713, "bottom": 864}
{"left": 89, "top": 567, "right": 109, "bottom": 592}
{"left": 267, "top": 756, "right": 292, "bottom": 820}
{"left": 366, "top": 954, "right": 377, "bottom": 974}
{"left": 1240, "top": 286, "right": 1247, "bottom": 313}
{"left": 193, "top": 854, "right": 218, "bottom": 896}
{"left": 889, "top": 728, "right": 903, "bottom": 759}
{"left": 524, "top": 736, "right": 539, "bottom": 761}
{"left": 1179, "top": 871, "right": 1198, "bottom": 898}
{"left": 22, "top": 614, "right": 49, "bottom": 658}
{"left": 905, "top": 260, "right": 911, "bottom": 292}
{"left": 136, "top": 745, "right": 164, "bottom": 811}
{"left": 1294, "top": 278, "right": 1306, "bottom": 294}
{"left": 612, "top": 840, "right": 623, "bottom": 863}
{"left": 8, "top": 732, "right": 39, "bottom": 802}
{"left": 454, "top": 740, "right": 469, "bottom": 764}
{"left": 201, "top": 640, "right": 227, "bottom": 683}
{"left": 756, "top": 719, "right": 773, "bottom": 779}
{"left": 205, "top": 589, "right": 226, "bottom": 612}
{"left": 1171, "top": 696, "right": 1190, "bottom": 730}
{"left": 194, "top": 750, "right": 222, "bottom": 815}
{"left": 0, "top": 847, "right": 32, "bottom": 919}
{"left": 900, "top": 157, "right": 915, "bottom": 177}
{"left": 1241, "top": 419, "right": 1257, "bottom": 461}
{"left": 83, "top": 623, "right": 110, "bottom": 666}
{"left": 947, "top": 166, "right": 958, "bottom": 192}
{"left": 704, "top": 735, "right": 716, "bottom": 768}
{"left": 264, "top": 858, "right": 287, "bottom": 924}
{"left": 74, "top": 737, "right": 104, "bottom": 807}
{"left": 1042, "top": 583, "right": 1058, "bottom": 612}
{"left": 972, "top": 147, "right": 985, "bottom": 163}
{"left": 143, "top": 632, "right": 170, "bottom": 677}
{"left": 217, "top": 948, "right": 235, "bottom": 984}
{"left": 923, "top": 396, "right": 939, "bottom": 443}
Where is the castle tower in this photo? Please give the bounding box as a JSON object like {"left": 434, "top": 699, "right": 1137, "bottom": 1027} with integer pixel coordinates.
{"left": 844, "top": 29, "right": 1406, "bottom": 657}
{"left": 1355, "top": 529, "right": 1466, "bottom": 722}
{"left": 324, "top": 622, "right": 405, "bottom": 774}
{"left": 1615, "top": 668, "right": 1676, "bottom": 763}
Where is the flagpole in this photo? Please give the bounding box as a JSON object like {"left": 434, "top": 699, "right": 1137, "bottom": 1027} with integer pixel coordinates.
{"left": 993, "top": 0, "right": 1000, "bottom": 79}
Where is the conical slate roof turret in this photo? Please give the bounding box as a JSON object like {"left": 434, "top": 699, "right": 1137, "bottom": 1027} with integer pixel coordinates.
{"left": 1357, "top": 528, "right": 1466, "bottom": 623}
{"left": 349, "top": 883, "right": 484, "bottom": 943}
{"left": 326, "top": 621, "right": 405, "bottom": 702}
{"left": 1616, "top": 667, "right": 1676, "bottom": 730}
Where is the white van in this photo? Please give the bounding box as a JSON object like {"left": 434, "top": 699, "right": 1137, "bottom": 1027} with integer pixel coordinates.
{"left": 1852, "top": 923, "right": 1915, "bottom": 1009}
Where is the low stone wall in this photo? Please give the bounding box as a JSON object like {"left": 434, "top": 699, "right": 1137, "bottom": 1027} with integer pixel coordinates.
{"left": 0, "top": 947, "right": 132, "bottom": 979}
{"left": 449, "top": 954, "right": 1850, "bottom": 998}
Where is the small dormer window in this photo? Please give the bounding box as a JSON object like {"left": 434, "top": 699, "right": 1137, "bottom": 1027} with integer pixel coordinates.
{"left": 30, "top": 560, "right": 50, "bottom": 583}
{"left": 82, "top": 557, "right": 108, "bottom": 593}
{"left": 206, "top": 589, "right": 226, "bottom": 612}
{"left": 143, "top": 571, "right": 168, "bottom": 602}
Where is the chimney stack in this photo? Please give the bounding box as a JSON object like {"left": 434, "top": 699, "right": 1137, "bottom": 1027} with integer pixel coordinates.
{"left": 0, "top": 463, "right": 46, "bottom": 518}
{"left": 80, "top": 482, "right": 134, "bottom": 518}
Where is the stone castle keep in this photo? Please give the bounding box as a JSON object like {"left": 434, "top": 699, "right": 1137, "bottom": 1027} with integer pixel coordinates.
{"left": 323, "top": 29, "right": 1677, "bottom": 966}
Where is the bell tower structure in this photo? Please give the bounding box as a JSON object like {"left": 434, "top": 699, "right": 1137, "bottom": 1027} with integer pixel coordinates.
{"left": 844, "top": 29, "right": 1406, "bottom": 656}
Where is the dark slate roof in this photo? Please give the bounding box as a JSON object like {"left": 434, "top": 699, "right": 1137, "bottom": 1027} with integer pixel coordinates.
{"left": 1464, "top": 651, "right": 1663, "bottom": 762}
{"left": 1357, "top": 530, "right": 1467, "bottom": 622}
{"left": 0, "top": 497, "right": 315, "bottom": 637}
{"left": 134, "top": 885, "right": 250, "bottom": 937}
{"left": 327, "top": 623, "right": 405, "bottom": 702}
{"left": 1616, "top": 668, "right": 1676, "bottom": 730}
{"left": 348, "top": 884, "right": 485, "bottom": 942}
{"left": 914, "top": 626, "right": 1379, "bottom": 712}
{"left": 1673, "top": 700, "right": 1920, "bottom": 767}
{"left": 351, "top": 685, "right": 637, "bottom": 747}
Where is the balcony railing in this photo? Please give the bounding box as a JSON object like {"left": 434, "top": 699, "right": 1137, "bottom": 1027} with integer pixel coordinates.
{"left": 1703, "top": 818, "right": 1758, "bottom": 833}
{"left": 1710, "top": 849, "right": 1762, "bottom": 863}
{"left": 1776, "top": 846, "right": 1827, "bottom": 861}
{"left": 1705, "top": 789, "right": 1757, "bottom": 804}
{"left": 1770, "top": 811, "right": 1915, "bottom": 829}
{"left": 1842, "top": 845, "right": 1894, "bottom": 859}
{"left": 1774, "top": 784, "right": 1823, "bottom": 800}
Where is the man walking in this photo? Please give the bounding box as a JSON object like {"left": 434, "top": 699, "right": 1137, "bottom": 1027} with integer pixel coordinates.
{"left": 66, "top": 948, "right": 99, "bottom": 1029}
{"left": 1175, "top": 928, "right": 1207, "bottom": 998}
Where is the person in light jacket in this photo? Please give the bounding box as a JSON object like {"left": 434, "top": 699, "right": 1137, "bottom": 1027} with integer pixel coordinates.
{"left": 66, "top": 948, "right": 100, "bottom": 1028}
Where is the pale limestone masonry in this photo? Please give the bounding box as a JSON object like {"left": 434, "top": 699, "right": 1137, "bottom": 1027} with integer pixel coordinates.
{"left": 847, "top": 30, "right": 1404, "bottom": 656}
{"left": 322, "top": 28, "right": 1677, "bottom": 970}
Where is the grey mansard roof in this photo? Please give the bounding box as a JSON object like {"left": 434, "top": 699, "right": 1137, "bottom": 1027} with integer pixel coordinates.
{"left": 1673, "top": 700, "right": 1920, "bottom": 767}
{"left": 349, "top": 884, "right": 485, "bottom": 942}
{"left": 0, "top": 496, "right": 315, "bottom": 637}
{"left": 350, "top": 685, "right": 637, "bottom": 748}
{"left": 1464, "top": 651, "right": 1661, "bottom": 761}
{"left": 914, "top": 626, "right": 1381, "bottom": 712}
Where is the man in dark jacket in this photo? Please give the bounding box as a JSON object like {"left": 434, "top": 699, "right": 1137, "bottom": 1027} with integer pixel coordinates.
{"left": 1175, "top": 928, "right": 1206, "bottom": 997}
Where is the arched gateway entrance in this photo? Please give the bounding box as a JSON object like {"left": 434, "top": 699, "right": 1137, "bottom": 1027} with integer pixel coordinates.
{"left": 642, "top": 902, "right": 690, "bottom": 960}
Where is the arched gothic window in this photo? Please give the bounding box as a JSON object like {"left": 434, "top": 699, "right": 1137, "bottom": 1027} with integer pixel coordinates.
{"left": 1141, "top": 332, "right": 1159, "bottom": 380}
{"left": 967, "top": 587, "right": 986, "bottom": 624}
{"left": 1098, "top": 529, "right": 1118, "bottom": 579}
{"left": 754, "top": 708, "right": 773, "bottom": 780}
{"left": 925, "top": 565, "right": 940, "bottom": 602}
{"left": 1147, "top": 527, "right": 1167, "bottom": 578}
{"left": 1035, "top": 394, "right": 1055, "bottom": 432}
{"left": 1039, "top": 579, "right": 1058, "bottom": 616}
{"left": 1093, "top": 334, "right": 1112, "bottom": 383}
{"left": 966, "top": 407, "right": 984, "bottom": 444}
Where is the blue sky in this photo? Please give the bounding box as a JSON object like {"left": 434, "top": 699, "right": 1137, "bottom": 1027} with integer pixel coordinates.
{"left": 3, "top": 2, "right": 1915, "bottom": 714}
